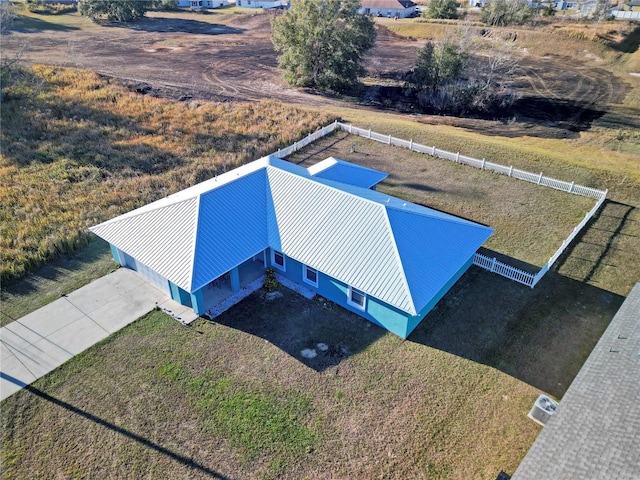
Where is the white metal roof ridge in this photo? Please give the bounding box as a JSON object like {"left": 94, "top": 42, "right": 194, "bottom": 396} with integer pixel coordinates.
{"left": 381, "top": 203, "right": 416, "bottom": 315}
{"left": 187, "top": 194, "right": 203, "bottom": 292}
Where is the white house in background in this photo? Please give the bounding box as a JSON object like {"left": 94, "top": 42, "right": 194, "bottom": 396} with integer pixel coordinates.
{"left": 178, "top": 0, "right": 228, "bottom": 8}
{"left": 235, "top": 0, "right": 288, "bottom": 8}
{"left": 359, "top": 0, "right": 417, "bottom": 18}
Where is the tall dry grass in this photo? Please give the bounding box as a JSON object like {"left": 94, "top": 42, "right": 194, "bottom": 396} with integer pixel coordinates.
{"left": 0, "top": 65, "right": 335, "bottom": 282}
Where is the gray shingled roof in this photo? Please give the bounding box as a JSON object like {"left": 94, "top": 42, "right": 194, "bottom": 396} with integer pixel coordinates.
{"left": 512, "top": 283, "right": 640, "bottom": 480}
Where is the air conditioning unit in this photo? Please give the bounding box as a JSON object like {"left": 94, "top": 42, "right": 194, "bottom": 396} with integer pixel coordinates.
{"left": 527, "top": 394, "right": 559, "bottom": 426}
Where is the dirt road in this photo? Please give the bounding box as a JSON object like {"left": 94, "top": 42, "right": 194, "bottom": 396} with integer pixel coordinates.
{"left": 2, "top": 11, "right": 629, "bottom": 136}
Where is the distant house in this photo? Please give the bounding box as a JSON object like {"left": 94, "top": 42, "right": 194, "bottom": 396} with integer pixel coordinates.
{"left": 235, "top": 0, "right": 288, "bottom": 8}
{"left": 177, "top": 0, "right": 227, "bottom": 8}
{"left": 90, "top": 156, "right": 492, "bottom": 339}
{"left": 359, "top": 0, "right": 418, "bottom": 18}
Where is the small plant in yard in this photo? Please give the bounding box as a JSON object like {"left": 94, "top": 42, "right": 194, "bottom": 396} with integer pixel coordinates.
{"left": 263, "top": 268, "right": 280, "bottom": 292}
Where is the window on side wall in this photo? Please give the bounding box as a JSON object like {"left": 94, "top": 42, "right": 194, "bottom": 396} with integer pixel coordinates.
{"left": 272, "top": 250, "right": 285, "bottom": 271}
{"left": 348, "top": 286, "right": 366, "bottom": 310}
{"left": 303, "top": 265, "right": 318, "bottom": 287}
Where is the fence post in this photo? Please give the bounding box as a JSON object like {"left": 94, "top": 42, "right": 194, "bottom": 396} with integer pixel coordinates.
{"left": 432, "top": 146, "right": 436, "bottom": 156}
{"left": 538, "top": 172, "right": 543, "bottom": 185}
{"left": 388, "top": 134, "right": 392, "bottom": 145}
{"left": 490, "top": 257, "right": 496, "bottom": 273}
{"left": 368, "top": 128, "right": 371, "bottom": 139}
{"left": 409, "top": 139, "right": 413, "bottom": 150}
{"left": 349, "top": 124, "right": 352, "bottom": 134}
{"left": 456, "top": 152, "right": 460, "bottom": 163}
{"left": 569, "top": 181, "right": 574, "bottom": 193}
{"left": 508, "top": 166, "right": 513, "bottom": 177}
{"left": 481, "top": 158, "right": 485, "bottom": 170}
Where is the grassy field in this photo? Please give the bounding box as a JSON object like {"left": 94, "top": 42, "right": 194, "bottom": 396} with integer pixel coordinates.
{"left": 1, "top": 298, "right": 544, "bottom": 480}
{"left": 0, "top": 66, "right": 335, "bottom": 282}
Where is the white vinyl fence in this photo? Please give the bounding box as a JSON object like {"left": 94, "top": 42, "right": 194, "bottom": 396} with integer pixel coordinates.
{"left": 611, "top": 11, "right": 640, "bottom": 19}
{"left": 271, "top": 121, "right": 607, "bottom": 287}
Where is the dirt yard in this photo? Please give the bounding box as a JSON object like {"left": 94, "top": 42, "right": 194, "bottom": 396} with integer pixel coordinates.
{"left": 2, "top": 9, "right": 631, "bottom": 138}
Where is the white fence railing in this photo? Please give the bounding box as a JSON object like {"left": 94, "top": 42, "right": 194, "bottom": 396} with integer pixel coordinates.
{"left": 271, "top": 121, "right": 607, "bottom": 287}
{"left": 273, "top": 122, "right": 341, "bottom": 158}
{"left": 611, "top": 10, "right": 640, "bottom": 19}
{"left": 473, "top": 253, "right": 536, "bottom": 287}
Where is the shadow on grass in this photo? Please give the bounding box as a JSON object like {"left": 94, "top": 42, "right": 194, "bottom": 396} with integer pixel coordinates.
{"left": 0, "top": 373, "right": 232, "bottom": 480}
{"left": 8, "top": 15, "right": 81, "bottom": 33}
{"left": 407, "top": 266, "right": 622, "bottom": 399}
{"left": 556, "top": 200, "right": 636, "bottom": 284}
{"left": 608, "top": 25, "right": 640, "bottom": 54}
{"left": 104, "top": 17, "right": 244, "bottom": 35}
{"left": 1, "top": 239, "right": 112, "bottom": 299}
{"left": 211, "top": 288, "right": 386, "bottom": 372}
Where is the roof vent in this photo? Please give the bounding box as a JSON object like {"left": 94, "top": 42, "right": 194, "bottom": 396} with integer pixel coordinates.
{"left": 527, "top": 394, "right": 558, "bottom": 426}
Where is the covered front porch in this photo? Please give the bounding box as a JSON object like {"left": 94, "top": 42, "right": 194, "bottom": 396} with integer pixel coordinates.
{"left": 168, "top": 254, "right": 268, "bottom": 319}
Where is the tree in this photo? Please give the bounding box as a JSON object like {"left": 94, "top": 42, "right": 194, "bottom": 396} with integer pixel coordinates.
{"left": 426, "top": 0, "right": 459, "bottom": 19}
{"left": 405, "top": 37, "right": 468, "bottom": 96}
{"left": 481, "top": 0, "right": 531, "bottom": 26}
{"left": 592, "top": 0, "right": 612, "bottom": 22}
{"left": 405, "top": 29, "right": 520, "bottom": 114}
{"left": 271, "top": 0, "right": 376, "bottom": 92}
{"left": 78, "top": 0, "right": 152, "bottom": 23}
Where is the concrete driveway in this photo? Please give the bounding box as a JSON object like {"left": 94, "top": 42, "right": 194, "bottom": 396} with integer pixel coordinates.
{"left": 1, "top": 268, "right": 197, "bottom": 401}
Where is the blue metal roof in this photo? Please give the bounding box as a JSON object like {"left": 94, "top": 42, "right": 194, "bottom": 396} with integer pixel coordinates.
{"left": 91, "top": 156, "right": 493, "bottom": 314}
{"left": 192, "top": 169, "right": 269, "bottom": 291}
{"left": 307, "top": 157, "right": 389, "bottom": 189}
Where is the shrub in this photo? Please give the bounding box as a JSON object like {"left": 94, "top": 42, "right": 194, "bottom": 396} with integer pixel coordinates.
{"left": 263, "top": 268, "right": 280, "bottom": 292}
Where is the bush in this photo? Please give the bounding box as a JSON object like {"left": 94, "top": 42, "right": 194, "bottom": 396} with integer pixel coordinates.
{"left": 263, "top": 268, "right": 280, "bottom": 292}
{"left": 26, "top": 2, "right": 78, "bottom": 15}
{"left": 426, "top": 0, "right": 459, "bottom": 19}
{"left": 481, "top": 0, "right": 532, "bottom": 26}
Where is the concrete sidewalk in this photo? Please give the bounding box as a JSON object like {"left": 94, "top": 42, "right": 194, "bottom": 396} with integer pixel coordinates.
{"left": 1, "top": 268, "right": 198, "bottom": 401}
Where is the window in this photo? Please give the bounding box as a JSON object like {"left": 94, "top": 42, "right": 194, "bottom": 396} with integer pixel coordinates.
{"left": 348, "top": 286, "right": 366, "bottom": 310}
{"left": 272, "top": 250, "right": 285, "bottom": 271}
{"left": 303, "top": 265, "right": 318, "bottom": 287}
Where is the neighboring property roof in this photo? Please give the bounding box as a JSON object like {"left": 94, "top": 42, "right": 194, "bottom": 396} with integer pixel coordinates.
{"left": 360, "top": 0, "right": 417, "bottom": 9}
{"left": 512, "top": 283, "right": 640, "bottom": 480}
{"left": 307, "top": 157, "right": 388, "bottom": 189}
{"left": 90, "top": 156, "right": 492, "bottom": 315}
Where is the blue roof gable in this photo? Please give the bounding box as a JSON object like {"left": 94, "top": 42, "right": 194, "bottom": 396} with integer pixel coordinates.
{"left": 307, "top": 157, "right": 388, "bottom": 189}
{"left": 191, "top": 169, "right": 268, "bottom": 291}
{"left": 387, "top": 207, "right": 493, "bottom": 309}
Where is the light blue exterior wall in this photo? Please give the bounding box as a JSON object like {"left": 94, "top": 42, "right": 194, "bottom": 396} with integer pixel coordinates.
{"left": 267, "top": 248, "right": 472, "bottom": 339}
{"left": 169, "top": 281, "right": 192, "bottom": 308}
{"left": 110, "top": 244, "right": 122, "bottom": 265}
{"left": 190, "top": 289, "right": 205, "bottom": 315}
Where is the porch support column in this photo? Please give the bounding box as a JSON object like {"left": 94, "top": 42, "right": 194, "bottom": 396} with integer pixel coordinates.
{"left": 110, "top": 245, "right": 124, "bottom": 266}
{"left": 230, "top": 266, "right": 241, "bottom": 293}
{"left": 190, "top": 289, "right": 205, "bottom": 315}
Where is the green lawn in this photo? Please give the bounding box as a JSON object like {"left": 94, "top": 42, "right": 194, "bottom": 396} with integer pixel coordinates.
{"left": 1, "top": 294, "right": 544, "bottom": 479}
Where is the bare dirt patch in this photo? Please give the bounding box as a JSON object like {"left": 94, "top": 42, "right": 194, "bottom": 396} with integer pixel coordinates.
{"left": 2, "top": 11, "right": 629, "bottom": 136}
